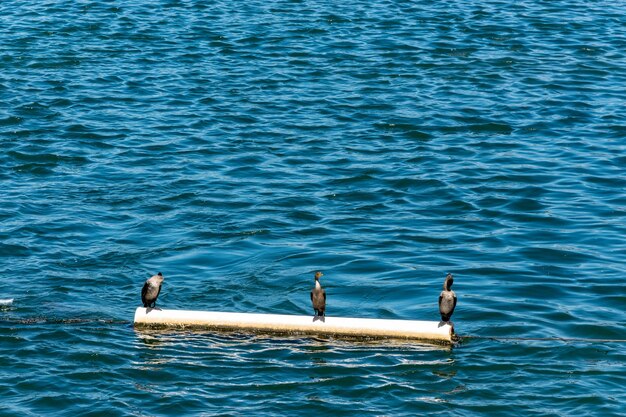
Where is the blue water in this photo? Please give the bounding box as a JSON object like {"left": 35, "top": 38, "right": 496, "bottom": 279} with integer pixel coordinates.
{"left": 1, "top": 0, "right": 626, "bottom": 415}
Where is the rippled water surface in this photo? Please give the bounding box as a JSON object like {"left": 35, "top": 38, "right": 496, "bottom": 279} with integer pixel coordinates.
{"left": 1, "top": 0, "right": 625, "bottom": 415}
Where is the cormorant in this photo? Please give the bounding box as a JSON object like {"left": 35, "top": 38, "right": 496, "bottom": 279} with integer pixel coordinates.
{"left": 141, "top": 272, "right": 164, "bottom": 308}
{"left": 310, "top": 271, "right": 326, "bottom": 317}
{"left": 438, "top": 273, "right": 457, "bottom": 322}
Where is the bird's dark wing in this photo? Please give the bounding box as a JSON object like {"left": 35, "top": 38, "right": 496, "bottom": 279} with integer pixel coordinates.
{"left": 310, "top": 290, "right": 313, "bottom": 301}
{"left": 141, "top": 282, "right": 149, "bottom": 304}
{"left": 438, "top": 295, "right": 443, "bottom": 308}
{"left": 322, "top": 289, "right": 326, "bottom": 301}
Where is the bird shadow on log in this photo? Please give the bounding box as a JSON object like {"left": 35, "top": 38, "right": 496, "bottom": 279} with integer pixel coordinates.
{"left": 146, "top": 307, "right": 163, "bottom": 314}
{"left": 312, "top": 315, "right": 325, "bottom": 323}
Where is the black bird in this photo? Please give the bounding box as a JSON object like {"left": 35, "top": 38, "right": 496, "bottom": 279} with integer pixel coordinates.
{"left": 310, "top": 271, "right": 326, "bottom": 317}
{"left": 141, "top": 272, "right": 164, "bottom": 308}
{"left": 438, "top": 273, "right": 457, "bottom": 322}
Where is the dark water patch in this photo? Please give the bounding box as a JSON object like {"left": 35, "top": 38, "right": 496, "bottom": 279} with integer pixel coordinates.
{"left": 7, "top": 151, "right": 89, "bottom": 165}
{"left": 0, "top": 115, "right": 22, "bottom": 126}
{"left": 0, "top": 243, "right": 32, "bottom": 258}
{"left": 504, "top": 197, "right": 545, "bottom": 212}
{"left": 11, "top": 164, "right": 55, "bottom": 175}
{"left": 516, "top": 246, "right": 596, "bottom": 265}
{"left": 373, "top": 122, "right": 434, "bottom": 140}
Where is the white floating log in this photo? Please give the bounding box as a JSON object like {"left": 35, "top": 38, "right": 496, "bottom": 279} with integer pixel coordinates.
{"left": 133, "top": 307, "right": 455, "bottom": 344}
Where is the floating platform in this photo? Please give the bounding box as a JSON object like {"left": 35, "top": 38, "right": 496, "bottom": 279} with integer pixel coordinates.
{"left": 133, "top": 307, "right": 455, "bottom": 344}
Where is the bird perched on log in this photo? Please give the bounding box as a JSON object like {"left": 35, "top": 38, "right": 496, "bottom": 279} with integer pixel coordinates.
{"left": 310, "top": 271, "right": 326, "bottom": 317}
{"left": 438, "top": 273, "right": 457, "bottom": 322}
{"left": 141, "top": 272, "right": 164, "bottom": 308}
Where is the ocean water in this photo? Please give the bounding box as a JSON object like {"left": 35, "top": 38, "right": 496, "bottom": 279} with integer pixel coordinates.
{"left": 1, "top": 0, "right": 625, "bottom": 415}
